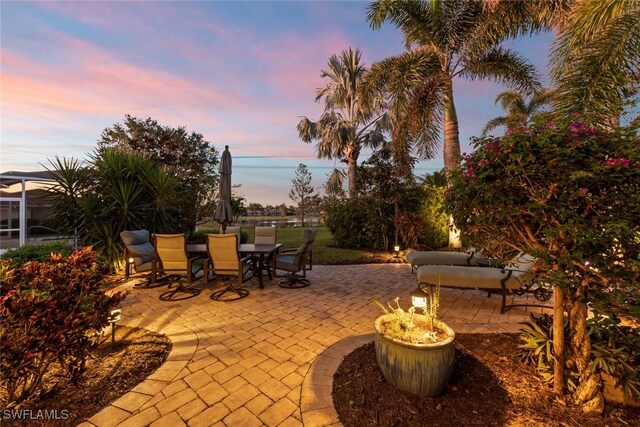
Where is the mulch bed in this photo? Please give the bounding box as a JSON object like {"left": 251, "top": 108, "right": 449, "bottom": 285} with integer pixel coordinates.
{"left": 333, "top": 334, "right": 640, "bottom": 427}
{"left": 1, "top": 326, "right": 171, "bottom": 426}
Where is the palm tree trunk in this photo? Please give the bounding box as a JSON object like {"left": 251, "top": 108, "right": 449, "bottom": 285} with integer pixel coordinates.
{"left": 567, "top": 284, "right": 604, "bottom": 413}
{"left": 443, "top": 83, "right": 461, "bottom": 172}
{"left": 444, "top": 82, "right": 462, "bottom": 247}
{"left": 553, "top": 285, "right": 565, "bottom": 396}
{"left": 345, "top": 144, "right": 359, "bottom": 198}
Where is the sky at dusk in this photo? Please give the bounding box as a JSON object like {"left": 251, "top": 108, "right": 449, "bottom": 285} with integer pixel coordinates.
{"left": 1, "top": 1, "right": 555, "bottom": 205}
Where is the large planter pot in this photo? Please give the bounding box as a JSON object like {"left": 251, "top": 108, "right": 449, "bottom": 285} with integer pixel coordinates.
{"left": 602, "top": 373, "right": 640, "bottom": 408}
{"left": 374, "top": 314, "right": 455, "bottom": 397}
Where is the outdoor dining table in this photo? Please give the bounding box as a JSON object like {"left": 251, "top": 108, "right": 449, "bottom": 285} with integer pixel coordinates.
{"left": 238, "top": 243, "right": 282, "bottom": 289}
{"left": 187, "top": 243, "right": 282, "bottom": 289}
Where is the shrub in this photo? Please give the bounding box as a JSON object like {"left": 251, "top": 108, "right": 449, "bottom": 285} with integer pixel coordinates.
{"left": 445, "top": 115, "right": 640, "bottom": 402}
{"left": 519, "top": 313, "right": 640, "bottom": 398}
{"left": 324, "top": 196, "right": 383, "bottom": 249}
{"left": 0, "top": 242, "right": 73, "bottom": 264}
{"left": 0, "top": 248, "right": 126, "bottom": 405}
{"left": 418, "top": 184, "right": 448, "bottom": 249}
{"left": 46, "top": 150, "right": 181, "bottom": 265}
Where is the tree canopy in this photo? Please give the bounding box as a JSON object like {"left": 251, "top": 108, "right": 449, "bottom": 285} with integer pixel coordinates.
{"left": 98, "top": 115, "right": 218, "bottom": 236}
{"left": 297, "top": 48, "right": 387, "bottom": 197}
{"left": 288, "top": 164, "right": 316, "bottom": 227}
{"left": 445, "top": 116, "right": 640, "bottom": 410}
{"left": 365, "top": 0, "right": 543, "bottom": 173}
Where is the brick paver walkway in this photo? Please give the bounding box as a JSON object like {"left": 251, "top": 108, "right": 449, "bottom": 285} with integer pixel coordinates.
{"left": 80, "top": 263, "right": 550, "bottom": 427}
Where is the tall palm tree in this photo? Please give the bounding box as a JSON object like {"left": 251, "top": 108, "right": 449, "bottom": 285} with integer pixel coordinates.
{"left": 297, "top": 47, "right": 386, "bottom": 198}
{"left": 482, "top": 88, "right": 555, "bottom": 135}
{"left": 365, "top": 0, "right": 546, "bottom": 173}
{"left": 551, "top": 0, "right": 640, "bottom": 123}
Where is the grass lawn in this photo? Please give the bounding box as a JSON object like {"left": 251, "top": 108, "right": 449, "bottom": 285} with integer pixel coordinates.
{"left": 197, "top": 225, "right": 393, "bottom": 264}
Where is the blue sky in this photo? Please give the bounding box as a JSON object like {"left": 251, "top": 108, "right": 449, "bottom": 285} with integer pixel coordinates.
{"left": 1, "top": 1, "right": 554, "bottom": 205}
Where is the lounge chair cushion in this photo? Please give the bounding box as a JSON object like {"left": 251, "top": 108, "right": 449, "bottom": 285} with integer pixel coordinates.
{"left": 417, "top": 254, "right": 536, "bottom": 290}
{"left": 407, "top": 250, "right": 488, "bottom": 267}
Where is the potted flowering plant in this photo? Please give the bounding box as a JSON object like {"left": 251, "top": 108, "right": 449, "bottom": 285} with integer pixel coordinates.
{"left": 374, "top": 284, "right": 455, "bottom": 397}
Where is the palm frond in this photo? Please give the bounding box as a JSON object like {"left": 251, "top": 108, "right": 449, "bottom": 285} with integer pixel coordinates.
{"left": 460, "top": 46, "right": 541, "bottom": 94}
{"left": 481, "top": 117, "right": 509, "bottom": 136}
{"left": 297, "top": 117, "right": 319, "bottom": 143}
{"left": 551, "top": 2, "right": 640, "bottom": 118}
{"left": 367, "top": 0, "right": 445, "bottom": 48}
{"left": 494, "top": 90, "right": 527, "bottom": 114}
{"left": 324, "top": 168, "right": 346, "bottom": 195}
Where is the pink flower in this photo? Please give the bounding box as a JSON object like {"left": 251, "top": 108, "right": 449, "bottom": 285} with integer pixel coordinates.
{"left": 478, "top": 159, "right": 489, "bottom": 167}
{"left": 568, "top": 121, "right": 585, "bottom": 136}
{"left": 606, "top": 158, "right": 631, "bottom": 168}
{"left": 579, "top": 188, "right": 589, "bottom": 196}
{"left": 463, "top": 166, "right": 476, "bottom": 179}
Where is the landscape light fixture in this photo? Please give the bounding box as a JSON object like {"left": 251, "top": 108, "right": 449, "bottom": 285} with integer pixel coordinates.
{"left": 410, "top": 285, "right": 429, "bottom": 308}
{"left": 393, "top": 245, "right": 400, "bottom": 258}
{"left": 107, "top": 309, "right": 122, "bottom": 345}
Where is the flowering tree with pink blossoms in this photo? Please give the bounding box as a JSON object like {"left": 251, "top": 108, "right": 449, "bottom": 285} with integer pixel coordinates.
{"left": 444, "top": 116, "right": 640, "bottom": 412}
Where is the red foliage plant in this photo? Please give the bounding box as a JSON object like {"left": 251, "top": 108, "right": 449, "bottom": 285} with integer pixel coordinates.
{"left": 0, "top": 247, "right": 126, "bottom": 405}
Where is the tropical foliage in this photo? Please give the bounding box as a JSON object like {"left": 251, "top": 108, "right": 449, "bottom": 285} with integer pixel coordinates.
{"left": 418, "top": 176, "right": 448, "bottom": 250}
{"left": 550, "top": 0, "right": 640, "bottom": 123}
{"left": 297, "top": 48, "right": 387, "bottom": 197}
{"left": 519, "top": 313, "right": 640, "bottom": 400}
{"left": 46, "top": 150, "right": 180, "bottom": 265}
{"left": 0, "top": 242, "right": 73, "bottom": 265}
{"left": 444, "top": 116, "right": 640, "bottom": 411}
{"left": 482, "top": 88, "right": 555, "bottom": 135}
{"left": 0, "top": 248, "right": 125, "bottom": 405}
{"left": 325, "top": 148, "right": 445, "bottom": 251}
{"left": 365, "top": 0, "right": 542, "bottom": 173}
{"left": 98, "top": 115, "right": 219, "bottom": 236}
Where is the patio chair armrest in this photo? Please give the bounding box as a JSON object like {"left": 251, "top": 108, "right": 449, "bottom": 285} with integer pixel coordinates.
{"left": 278, "top": 248, "right": 298, "bottom": 254}
{"left": 502, "top": 267, "right": 533, "bottom": 274}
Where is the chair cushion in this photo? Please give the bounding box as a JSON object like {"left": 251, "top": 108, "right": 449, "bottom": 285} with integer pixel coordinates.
{"left": 417, "top": 253, "right": 536, "bottom": 290}
{"left": 275, "top": 255, "right": 298, "bottom": 272}
{"left": 121, "top": 230, "right": 150, "bottom": 246}
{"left": 407, "top": 251, "right": 475, "bottom": 267}
{"left": 128, "top": 242, "right": 157, "bottom": 266}
{"left": 121, "top": 230, "right": 157, "bottom": 267}
{"left": 254, "top": 226, "right": 276, "bottom": 244}
{"left": 417, "top": 265, "right": 520, "bottom": 289}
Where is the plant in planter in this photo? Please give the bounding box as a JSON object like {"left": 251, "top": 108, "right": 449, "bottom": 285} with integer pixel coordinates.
{"left": 373, "top": 284, "right": 455, "bottom": 397}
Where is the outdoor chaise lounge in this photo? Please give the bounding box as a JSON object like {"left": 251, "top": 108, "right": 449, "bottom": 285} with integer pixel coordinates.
{"left": 416, "top": 253, "right": 550, "bottom": 313}
{"left": 406, "top": 248, "right": 490, "bottom": 273}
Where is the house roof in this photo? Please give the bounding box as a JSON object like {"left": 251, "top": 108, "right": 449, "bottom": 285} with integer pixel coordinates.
{"left": 0, "top": 170, "right": 57, "bottom": 187}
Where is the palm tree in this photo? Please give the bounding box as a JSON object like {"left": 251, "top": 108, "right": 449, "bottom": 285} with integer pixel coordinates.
{"left": 551, "top": 0, "right": 640, "bottom": 123}
{"left": 297, "top": 48, "right": 386, "bottom": 198}
{"left": 365, "top": 0, "right": 546, "bottom": 173}
{"left": 482, "top": 88, "right": 555, "bottom": 135}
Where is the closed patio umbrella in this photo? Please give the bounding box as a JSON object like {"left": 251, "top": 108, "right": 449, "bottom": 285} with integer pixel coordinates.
{"left": 213, "top": 145, "right": 234, "bottom": 234}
